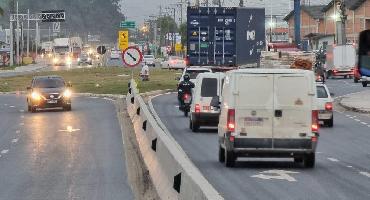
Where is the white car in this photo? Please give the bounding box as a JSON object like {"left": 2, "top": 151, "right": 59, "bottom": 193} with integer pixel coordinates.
{"left": 143, "top": 55, "right": 155, "bottom": 67}
{"left": 316, "top": 83, "right": 334, "bottom": 127}
{"left": 178, "top": 67, "right": 213, "bottom": 84}
{"left": 110, "top": 50, "right": 121, "bottom": 60}
{"left": 218, "top": 69, "right": 319, "bottom": 168}
{"left": 190, "top": 72, "right": 225, "bottom": 132}
{"left": 162, "top": 56, "right": 186, "bottom": 70}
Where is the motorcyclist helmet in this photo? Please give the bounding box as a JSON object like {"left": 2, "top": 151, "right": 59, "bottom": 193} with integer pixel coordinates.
{"left": 184, "top": 74, "right": 190, "bottom": 81}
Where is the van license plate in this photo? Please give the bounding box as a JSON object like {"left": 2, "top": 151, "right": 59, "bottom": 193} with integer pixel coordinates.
{"left": 244, "top": 117, "right": 264, "bottom": 126}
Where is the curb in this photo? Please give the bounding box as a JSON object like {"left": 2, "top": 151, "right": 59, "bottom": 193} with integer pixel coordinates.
{"left": 338, "top": 97, "right": 370, "bottom": 114}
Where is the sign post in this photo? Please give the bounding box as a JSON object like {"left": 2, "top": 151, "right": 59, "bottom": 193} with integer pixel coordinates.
{"left": 122, "top": 46, "right": 143, "bottom": 79}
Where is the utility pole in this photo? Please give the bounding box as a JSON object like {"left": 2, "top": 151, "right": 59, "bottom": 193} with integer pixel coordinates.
{"left": 27, "top": 9, "right": 29, "bottom": 56}
{"left": 16, "top": 1, "right": 20, "bottom": 65}
{"left": 35, "top": 21, "right": 39, "bottom": 56}
{"left": 10, "top": 21, "right": 13, "bottom": 66}
{"left": 336, "top": 0, "right": 347, "bottom": 45}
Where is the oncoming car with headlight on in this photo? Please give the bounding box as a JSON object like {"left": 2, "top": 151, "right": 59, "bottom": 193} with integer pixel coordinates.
{"left": 27, "top": 76, "right": 72, "bottom": 112}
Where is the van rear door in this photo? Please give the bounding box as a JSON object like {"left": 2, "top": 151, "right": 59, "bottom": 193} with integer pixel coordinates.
{"left": 273, "top": 74, "right": 313, "bottom": 148}
{"left": 234, "top": 74, "right": 274, "bottom": 148}
{"left": 199, "top": 77, "right": 219, "bottom": 113}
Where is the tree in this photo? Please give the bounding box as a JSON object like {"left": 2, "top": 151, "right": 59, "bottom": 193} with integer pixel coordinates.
{"left": 0, "top": 7, "right": 3, "bottom": 16}
{"left": 179, "top": 23, "right": 187, "bottom": 46}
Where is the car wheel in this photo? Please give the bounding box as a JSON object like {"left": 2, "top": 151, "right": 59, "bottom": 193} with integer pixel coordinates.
{"left": 225, "top": 150, "right": 236, "bottom": 168}
{"left": 325, "top": 117, "right": 334, "bottom": 127}
{"left": 219, "top": 145, "right": 225, "bottom": 163}
{"left": 362, "top": 82, "right": 368, "bottom": 87}
{"left": 64, "top": 105, "right": 72, "bottom": 111}
{"left": 191, "top": 120, "right": 199, "bottom": 132}
{"left": 303, "top": 153, "right": 315, "bottom": 168}
{"left": 184, "top": 110, "right": 188, "bottom": 117}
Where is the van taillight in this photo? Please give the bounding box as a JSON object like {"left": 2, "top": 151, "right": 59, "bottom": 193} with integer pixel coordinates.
{"left": 312, "top": 110, "right": 319, "bottom": 132}
{"left": 195, "top": 104, "right": 200, "bottom": 113}
{"left": 325, "top": 102, "right": 333, "bottom": 111}
{"left": 227, "top": 109, "right": 235, "bottom": 132}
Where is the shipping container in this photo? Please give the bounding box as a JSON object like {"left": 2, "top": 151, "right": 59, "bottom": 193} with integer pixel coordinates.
{"left": 187, "top": 7, "right": 265, "bottom": 67}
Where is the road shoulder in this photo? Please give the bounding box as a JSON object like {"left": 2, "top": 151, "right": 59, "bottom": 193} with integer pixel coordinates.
{"left": 339, "top": 90, "right": 370, "bottom": 113}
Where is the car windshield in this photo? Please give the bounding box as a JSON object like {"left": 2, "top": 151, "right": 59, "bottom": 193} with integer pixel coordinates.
{"left": 34, "top": 78, "right": 65, "bottom": 88}
{"left": 201, "top": 78, "right": 218, "bottom": 97}
{"left": 186, "top": 70, "right": 210, "bottom": 79}
{"left": 317, "top": 86, "right": 328, "bottom": 98}
{"left": 54, "top": 47, "right": 69, "bottom": 53}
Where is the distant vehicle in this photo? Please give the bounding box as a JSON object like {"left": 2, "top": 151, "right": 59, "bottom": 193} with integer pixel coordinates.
{"left": 77, "top": 53, "right": 92, "bottom": 65}
{"left": 143, "top": 55, "right": 155, "bottom": 67}
{"left": 189, "top": 72, "right": 225, "bottom": 132}
{"left": 178, "top": 67, "right": 213, "bottom": 84}
{"left": 162, "top": 56, "right": 186, "bottom": 70}
{"left": 41, "top": 41, "right": 53, "bottom": 56}
{"left": 110, "top": 49, "right": 121, "bottom": 60}
{"left": 356, "top": 30, "right": 370, "bottom": 87}
{"left": 52, "top": 38, "right": 72, "bottom": 65}
{"left": 325, "top": 44, "right": 356, "bottom": 79}
{"left": 70, "top": 37, "right": 83, "bottom": 59}
{"left": 217, "top": 69, "right": 319, "bottom": 168}
{"left": 316, "top": 83, "right": 334, "bottom": 127}
{"left": 26, "top": 76, "right": 72, "bottom": 112}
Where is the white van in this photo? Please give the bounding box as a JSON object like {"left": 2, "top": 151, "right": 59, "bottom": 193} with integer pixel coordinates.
{"left": 190, "top": 73, "right": 225, "bottom": 132}
{"left": 217, "top": 69, "right": 319, "bottom": 168}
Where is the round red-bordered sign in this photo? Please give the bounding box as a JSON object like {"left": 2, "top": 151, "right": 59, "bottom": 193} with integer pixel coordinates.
{"left": 122, "top": 46, "right": 143, "bottom": 67}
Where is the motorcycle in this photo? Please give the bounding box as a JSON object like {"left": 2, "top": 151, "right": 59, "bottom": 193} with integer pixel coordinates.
{"left": 178, "top": 89, "right": 192, "bottom": 117}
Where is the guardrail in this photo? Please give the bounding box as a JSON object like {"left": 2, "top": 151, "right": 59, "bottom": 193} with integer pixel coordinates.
{"left": 126, "top": 80, "right": 223, "bottom": 200}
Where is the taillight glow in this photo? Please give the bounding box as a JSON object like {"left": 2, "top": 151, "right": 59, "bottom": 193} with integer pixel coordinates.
{"left": 325, "top": 102, "right": 333, "bottom": 111}
{"left": 195, "top": 104, "right": 200, "bottom": 113}
{"left": 312, "top": 110, "right": 319, "bottom": 132}
{"left": 311, "top": 136, "right": 318, "bottom": 142}
{"left": 227, "top": 109, "right": 235, "bottom": 132}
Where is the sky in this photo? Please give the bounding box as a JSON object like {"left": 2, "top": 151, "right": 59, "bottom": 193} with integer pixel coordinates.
{"left": 120, "top": 0, "right": 331, "bottom": 25}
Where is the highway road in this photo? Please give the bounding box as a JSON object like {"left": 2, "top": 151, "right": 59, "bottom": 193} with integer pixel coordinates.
{"left": 0, "top": 94, "right": 133, "bottom": 200}
{"left": 152, "top": 79, "right": 370, "bottom": 200}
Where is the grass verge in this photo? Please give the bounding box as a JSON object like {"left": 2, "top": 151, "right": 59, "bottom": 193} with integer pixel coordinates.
{"left": 0, "top": 67, "right": 179, "bottom": 94}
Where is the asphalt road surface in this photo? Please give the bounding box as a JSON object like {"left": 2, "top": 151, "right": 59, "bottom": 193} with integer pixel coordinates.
{"left": 152, "top": 79, "right": 370, "bottom": 200}
{"left": 0, "top": 94, "right": 133, "bottom": 200}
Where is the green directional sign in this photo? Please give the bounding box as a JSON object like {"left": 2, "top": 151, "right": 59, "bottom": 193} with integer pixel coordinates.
{"left": 120, "top": 21, "right": 136, "bottom": 29}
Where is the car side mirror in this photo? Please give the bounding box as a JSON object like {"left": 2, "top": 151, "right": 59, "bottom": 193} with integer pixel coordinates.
{"left": 26, "top": 86, "right": 31, "bottom": 90}
{"left": 210, "top": 96, "right": 221, "bottom": 108}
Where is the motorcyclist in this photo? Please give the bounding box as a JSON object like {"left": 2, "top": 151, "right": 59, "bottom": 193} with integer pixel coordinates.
{"left": 177, "top": 74, "right": 195, "bottom": 108}
{"left": 140, "top": 63, "right": 150, "bottom": 81}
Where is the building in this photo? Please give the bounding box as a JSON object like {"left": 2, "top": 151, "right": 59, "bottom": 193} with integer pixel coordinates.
{"left": 266, "top": 27, "right": 289, "bottom": 42}
{"left": 284, "top": 0, "right": 370, "bottom": 50}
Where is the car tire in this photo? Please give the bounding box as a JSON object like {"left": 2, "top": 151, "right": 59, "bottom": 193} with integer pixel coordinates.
{"left": 184, "top": 110, "right": 188, "bottom": 117}
{"left": 191, "top": 120, "right": 199, "bottom": 132}
{"left": 219, "top": 145, "right": 225, "bottom": 163}
{"left": 64, "top": 105, "right": 72, "bottom": 111}
{"left": 325, "top": 117, "right": 334, "bottom": 127}
{"left": 303, "top": 153, "right": 315, "bottom": 168}
{"left": 362, "top": 82, "right": 368, "bottom": 87}
{"left": 225, "top": 150, "right": 236, "bottom": 168}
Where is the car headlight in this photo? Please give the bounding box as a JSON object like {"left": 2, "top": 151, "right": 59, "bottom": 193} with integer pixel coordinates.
{"left": 63, "top": 89, "right": 72, "bottom": 98}
{"left": 48, "top": 53, "right": 52, "bottom": 58}
{"left": 31, "top": 92, "right": 41, "bottom": 101}
{"left": 53, "top": 58, "right": 59, "bottom": 63}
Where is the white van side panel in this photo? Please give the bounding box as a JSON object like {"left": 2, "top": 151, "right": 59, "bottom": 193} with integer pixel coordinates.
{"left": 333, "top": 45, "right": 356, "bottom": 69}
{"left": 273, "top": 74, "right": 313, "bottom": 139}
{"left": 234, "top": 74, "right": 274, "bottom": 139}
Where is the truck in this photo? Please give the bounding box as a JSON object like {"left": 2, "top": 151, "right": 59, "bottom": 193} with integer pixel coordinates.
{"left": 355, "top": 30, "right": 370, "bottom": 87}
{"left": 41, "top": 41, "right": 53, "bottom": 57}
{"left": 69, "top": 37, "right": 83, "bottom": 59}
{"left": 325, "top": 44, "right": 356, "bottom": 79}
{"left": 52, "top": 38, "right": 71, "bottom": 65}
{"left": 186, "top": 7, "right": 265, "bottom": 67}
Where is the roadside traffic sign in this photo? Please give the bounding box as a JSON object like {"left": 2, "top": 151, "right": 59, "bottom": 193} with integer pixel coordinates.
{"left": 97, "top": 46, "right": 107, "bottom": 55}
{"left": 53, "top": 22, "right": 60, "bottom": 33}
{"left": 175, "top": 43, "right": 183, "bottom": 52}
{"left": 119, "top": 31, "right": 129, "bottom": 51}
{"left": 120, "top": 21, "right": 136, "bottom": 29}
{"left": 122, "top": 46, "right": 143, "bottom": 67}
{"left": 41, "top": 10, "right": 66, "bottom": 22}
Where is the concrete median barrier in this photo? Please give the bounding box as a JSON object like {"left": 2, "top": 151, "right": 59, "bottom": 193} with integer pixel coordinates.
{"left": 126, "top": 80, "right": 223, "bottom": 200}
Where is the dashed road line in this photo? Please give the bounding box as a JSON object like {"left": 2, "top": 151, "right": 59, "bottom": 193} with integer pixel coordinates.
{"left": 327, "top": 157, "right": 340, "bottom": 162}
{"left": 1, "top": 149, "right": 9, "bottom": 154}
{"left": 347, "top": 166, "right": 353, "bottom": 168}
{"left": 359, "top": 172, "right": 370, "bottom": 178}
{"left": 354, "top": 119, "right": 361, "bottom": 122}
{"left": 361, "top": 122, "right": 368, "bottom": 125}
{"left": 20, "top": 115, "right": 24, "bottom": 118}
{"left": 12, "top": 138, "right": 19, "bottom": 143}
{"left": 9, "top": 106, "right": 15, "bottom": 108}
{"left": 16, "top": 130, "right": 20, "bottom": 134}
{"left": 19, "top": 109, "right": 24, "bottom": 112}
{"left": 19, "top": 123, "right": 24, "bottom": 126}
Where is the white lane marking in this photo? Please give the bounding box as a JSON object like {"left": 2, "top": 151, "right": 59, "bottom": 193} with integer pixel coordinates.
{"left": 20, "top": 115, "right": 24, "bottom": 118}
{"left": 103, "top": 97, "right": 115, "bottom": 101}
{"left": 16, "top": 130, "right": 20, "bottom": 134}
{"left": 9, "top": 106, "right": 15, "bottom": 108}
{"left": 175, "top": 105, "right": 179, "bottom": 108}
{"left": 361, "top": 122, "right": 368, "bottom": 125}
{"left": 19, "top": 109, "right": 24, "bottom": 112}
{"left": 58, "top": 126, "right": 80, "bottom": 133}
{"left": 354, "top": 119, "right": 361, "bottom": 122}
{"left": 347, "top": 166, "right": 353, "bottom": 168}
{"left": 353, "top": 116, "right": 357, "bottom": 118}
{"left": 89, "top": 96, "right": 99, "bottom": 99}
{"left": 316, "top": 152, "right": 323, "bottom": 154}
{"left": 346, "top": 115, "right": 351, "bottom": 117}
{"left": 19, "top": 123, "right": 24, "bottom": 126}
{"left": 251, "top": 170, "right": 299, "bottom": 182}
{"left": 327, "top": 157, "right": 340, "bottom": 162}
{"left": 1, "top": 149, "right": 9, "bottom": 154}
{"left": 359, "top": 172, "right": 370, "bottom": 178}
{"left": 368, "top": 125, "right": 370, "bottom": 128}
{"left": 12, "top": 138, "right": 19, "bottom": 143}
{"left": 349, "top": 117, "right": 354, "bottom": 119}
